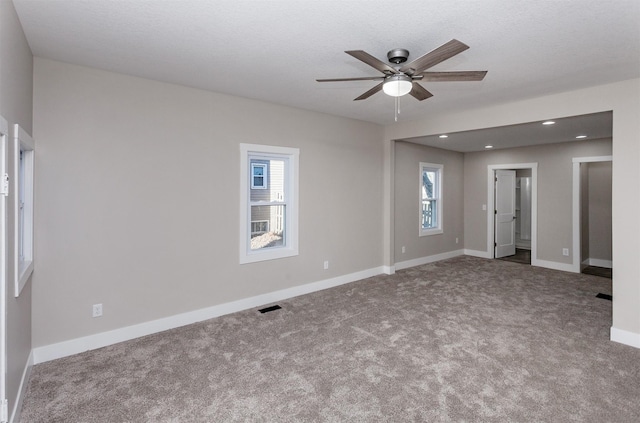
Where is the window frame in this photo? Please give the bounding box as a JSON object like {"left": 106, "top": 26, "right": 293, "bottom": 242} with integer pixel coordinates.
{"left": 240, "top": 143, "right": 299, "bottom": 264}
{"left": 419, "top": 162, "right": 443, "bottom": 237}
{"left": 13, "top": 124, "right": 35, "bottom": 296}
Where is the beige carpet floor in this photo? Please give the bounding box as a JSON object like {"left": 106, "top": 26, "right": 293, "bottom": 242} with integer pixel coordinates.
{"left": 20, "top": 256, "right": 640, "bottom": 422}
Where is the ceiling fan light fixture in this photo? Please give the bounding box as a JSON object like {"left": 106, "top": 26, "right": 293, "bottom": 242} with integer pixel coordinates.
{"left": 383, "top": 74, "right": 412, "bottom": 97}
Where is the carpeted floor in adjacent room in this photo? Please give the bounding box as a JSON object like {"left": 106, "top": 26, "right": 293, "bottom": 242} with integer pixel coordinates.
{"left": 20, "top": 256, "right": 640, "bottom": 422}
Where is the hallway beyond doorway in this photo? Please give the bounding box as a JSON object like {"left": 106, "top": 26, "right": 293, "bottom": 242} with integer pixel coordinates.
{"left": 498, "top": 248, "right": 531, "bottom": 265}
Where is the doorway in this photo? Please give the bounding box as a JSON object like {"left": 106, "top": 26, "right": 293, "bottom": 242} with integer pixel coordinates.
{"left": 572, "top": 156, "right": 612, "bottom": 275}
{"left": 487, "top": 163, "right": 538, "bottom": 264}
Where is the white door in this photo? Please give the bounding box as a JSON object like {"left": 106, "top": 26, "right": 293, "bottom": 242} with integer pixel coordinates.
{"left": 495, "top": 169, "right": 516, "bottom": 258}
{"left": 0, "top": 116, "right": 8, "bottom": 422}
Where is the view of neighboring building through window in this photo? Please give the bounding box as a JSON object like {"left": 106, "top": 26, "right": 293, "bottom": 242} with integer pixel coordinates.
{"left": 13, "top": 124, "right": 35, "bottom": 296}
{"left": 19, "top": 150, "right": 25, "bottom": 260}
{"left": 240, "top": 144, "right": 299, "bottom": 264}
{"left": 420, "top": 162, "right": 443, "bottom": 236}
{"left": 249, "top": 157, "right": 285, "bottom": 250}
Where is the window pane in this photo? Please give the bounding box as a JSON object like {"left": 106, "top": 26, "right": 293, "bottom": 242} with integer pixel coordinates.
{"left": 422, "top": 170, "right": 436, "bottom": 199}
{"left": 250, "top": 205, "right": 286, "bottom": 250}
{"left": 250, "top": 158, "right": 286, "bottom": 201}
{"left": 422, "top": 200, "right": 437, "bottom": 229}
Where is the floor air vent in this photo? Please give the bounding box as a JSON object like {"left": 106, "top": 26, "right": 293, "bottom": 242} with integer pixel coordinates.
{"left": 258, "top": 305, "right": 282, "bottom": 313}
{"left": 596, "top": 293, "right": 612, "bottom": 301}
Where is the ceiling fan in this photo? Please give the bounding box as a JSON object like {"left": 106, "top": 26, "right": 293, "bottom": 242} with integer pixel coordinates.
{"left": 316, "top": 39, "right": 487, "bottom": 102}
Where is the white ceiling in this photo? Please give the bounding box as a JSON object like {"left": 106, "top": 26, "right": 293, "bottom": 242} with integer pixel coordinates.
{"left": 12, "top": 0, "right": 640, "bottom": 143}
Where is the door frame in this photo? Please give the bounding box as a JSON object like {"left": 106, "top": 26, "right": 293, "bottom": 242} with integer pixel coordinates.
{"left": 487, "top": 163, "right": 538, "bottom": 262}
{"left": 0, "top": 115, "right": 8, "bottom": 421}
{"left": 571, "top": 156, "right": 612, "bottom": 273}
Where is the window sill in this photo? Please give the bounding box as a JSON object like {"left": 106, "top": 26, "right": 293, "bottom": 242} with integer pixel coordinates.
{"left": 420, "top": 228, "right": 443, "bottom": 237}
{"left": 240, "top": 247, "right": 298, "bottom": 264}
{"left": 16, "top": 259, "right": 34, "bottom": 297}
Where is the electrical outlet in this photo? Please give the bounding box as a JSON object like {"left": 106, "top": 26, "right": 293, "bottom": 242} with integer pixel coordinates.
{"left": 92, "top": 303, "right": 103, "bottom": 318}
{"left": 455, "top": 237, "right": 459, "bottom": 244}
{"left": 562, "top": 248, "right": 569, "bottom": 256}
{"left": 401, "top": 246, "right": 406, "bottom": 254}
{"left": 482, "top": 204, "right": 487, "bottom": 211}
{"left": 323, "top": 260, "right": 329, "bottom": 270}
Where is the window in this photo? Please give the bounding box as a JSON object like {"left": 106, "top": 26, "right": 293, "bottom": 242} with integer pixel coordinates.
{"left": 420, "top": 162, "right": 443, "bottom": 236}
{"left": 251, "top": 220, "right": 269, "bottom": 234}
{"left": 240, "top": 144, "right": 299, "bottom": 264}
{"left": 251, "top": 163, "right": 268, "bottom": 189}
{"left": 13, "top": 124, "right": 35, "bottom": 296}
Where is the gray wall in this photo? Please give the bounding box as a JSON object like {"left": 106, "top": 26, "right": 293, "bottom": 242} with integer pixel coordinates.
{"left": 463, "top": 138, "right": 612, "bottom": 263}
{"left": 32, "top": 58, "right": 384, "bottom": 347}
{"left": 394, "top": 141, "right": 463, "bottom": 263}
{"left": 588, "top": 161, "right": 612, "bottom": 262}
{"left": 0, "top": 0, "right": 33, "bottom": 416}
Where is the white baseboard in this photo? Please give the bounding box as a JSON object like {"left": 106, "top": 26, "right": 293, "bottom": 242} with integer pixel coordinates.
{"left": 532, "top": 258, "right": 575, "bottom": 273}
{"left": 10, "top": 350, "right": 33, "bottom": 423}
{"left": 382, "top": 265, "right": 395, "bottom": 275}
{"left": 610, "top": 327, "right": 640, "bottom": 349}
{"left": 463, "top": 249, "right": 491, "bottom": 259}
{"left": 33, "top": 266, "right": 386, "bottom": 364}
{"left": 395, "top": 249, "right": 464, "bottom": 271}
{"left": 582, "top": 258, "right": 612, "bottom": 269}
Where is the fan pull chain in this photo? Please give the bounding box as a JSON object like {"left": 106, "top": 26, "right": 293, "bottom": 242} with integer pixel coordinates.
{"left": 394, "top": 96, "right": 399, "bottom": 122}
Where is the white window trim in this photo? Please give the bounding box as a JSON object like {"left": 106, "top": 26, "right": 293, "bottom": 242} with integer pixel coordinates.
{"left": 419, "top": 162, "right": 443, "bottom": 237}
{"left": 240, "top": 143, "right": 299, "bottom": 264}
{"left": 13, "top": 124, "right": 34, "bottom": 297}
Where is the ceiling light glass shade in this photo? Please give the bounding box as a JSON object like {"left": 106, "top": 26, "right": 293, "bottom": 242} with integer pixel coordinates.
{"left": 383, "top": 75, "right": 412, "bottom": 97}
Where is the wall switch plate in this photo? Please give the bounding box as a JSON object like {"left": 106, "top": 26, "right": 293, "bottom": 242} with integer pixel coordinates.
{"left": 323, "top": 260, "right": 329, "bottom": 270}
{"left": 482, "top": 204, "right": 487, "bottom": 211}
{"left": 92, "top": 303, "right": 103, "bottom": 317}
{"left": 455, "top": 238, "right": 459, "bottom": 244}
{"left": 562, "top": 248, "right": 569, "bottom": 256}
{"left": 401, "top": 246, "right": 406, "bottom": 254}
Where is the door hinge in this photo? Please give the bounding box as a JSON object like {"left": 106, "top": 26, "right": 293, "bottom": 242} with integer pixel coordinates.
{"left": 494, "top": 242, "right": 497, "bottom": 247}
{"left": 1, "top": 398, "right": 8, "bottom": 423}
{"left": 0, "top": 173, "right": 8, "bottom": 196}
{"left": 494, "top": 210, "right": 497, "bottom": 215}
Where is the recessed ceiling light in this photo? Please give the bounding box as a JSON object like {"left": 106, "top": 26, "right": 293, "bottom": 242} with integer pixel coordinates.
{"left": 576, "top": 135, "right": 587, "bottom": 139}
{"left": 485, "top": 145, "right": 493, "bottom": 149}
{"left": 439, "top": 134, "right": 448, "bottom": 139}
{"left": 542, "top": 121, "right": 555, "bottom": 125}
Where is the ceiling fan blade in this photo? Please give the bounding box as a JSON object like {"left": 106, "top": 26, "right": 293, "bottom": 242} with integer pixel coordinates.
{"left": 345, "top": 50, "right": 399, "bottom": 75}
{"left": 316, "top": 76, "right": 385, "bottom": 82}
{"left": 409, "top": 82, "right": 434, "bottom": 101}
{"left": 418, "top": 70, "right": 488, "bottom": 82}
{"left": 400, "top": 39, "right": 469, "bottom": 75}
{"left": 354, "top": 82, "right": 383, "bottom": 101}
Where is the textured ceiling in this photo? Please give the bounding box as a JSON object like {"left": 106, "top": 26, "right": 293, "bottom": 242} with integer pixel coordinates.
{"left": 13, "top": 0, "right": 640, "bottom": 128}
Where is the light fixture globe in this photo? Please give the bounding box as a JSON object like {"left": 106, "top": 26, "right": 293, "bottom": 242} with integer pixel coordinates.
{"left": 383, "top": 74, "right": 412, "bottom": 97}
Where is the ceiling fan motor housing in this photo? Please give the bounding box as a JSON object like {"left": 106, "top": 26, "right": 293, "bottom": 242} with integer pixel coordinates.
{"left": 387, "top": 48, "right": 409, "bottom": 64}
